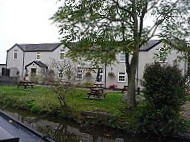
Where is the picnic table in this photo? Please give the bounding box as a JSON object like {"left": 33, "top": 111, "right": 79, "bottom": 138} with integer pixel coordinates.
{"left": 93, "top": 82, "right": 103, "bottom": 88}
{"left": 87, "top": 82, "right": 106, "bottom": 99}
{"left": 121, "top": 85, "right": 141, "bottom": 95}
{"left": 18, "top": 81, "right": 34, "bottom": 89}
{"left": 121, "top": 85, "right": 128, "bottom": 93}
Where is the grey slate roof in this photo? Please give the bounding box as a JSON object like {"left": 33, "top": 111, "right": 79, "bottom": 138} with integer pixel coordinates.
{"left": 9, "top": 43, "right": 61, "bottom": 52}
{"left": 8, "top": 40, "right": 160, "bottom": 52}
{"left": 140, "top": 40, "right": 161, "bottom": 51}
{"left": 25, "top": 61, "right": 48, "bottom": 69}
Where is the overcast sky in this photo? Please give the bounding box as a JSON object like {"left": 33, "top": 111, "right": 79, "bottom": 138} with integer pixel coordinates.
{"left": 0, "top": 0, "right": 60, "bottom": 63}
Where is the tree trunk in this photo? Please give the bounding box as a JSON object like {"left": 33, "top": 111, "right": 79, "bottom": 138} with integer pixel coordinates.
{"left": 124, "top": 51, "right": 139, "bottom": 108}
{"left": 126, "top": 70, "right": 136, "bottom": 107}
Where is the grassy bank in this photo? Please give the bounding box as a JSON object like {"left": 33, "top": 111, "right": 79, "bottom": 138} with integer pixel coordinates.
{"left": 0, "top": 85, "right": 124, "bottom": 116}
{"left": 1, "top": 85, "right": 189, "bottom": 135}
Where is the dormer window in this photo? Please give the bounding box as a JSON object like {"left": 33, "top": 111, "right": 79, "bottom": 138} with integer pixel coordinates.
{"left": 36, "top": 52, "right": 41, "bottom": 60}
{"left": 13, "top": 50, "right": 18, "bottom": 59}
{"left": 60, "top": 49, "right": 65, "bottom": 60}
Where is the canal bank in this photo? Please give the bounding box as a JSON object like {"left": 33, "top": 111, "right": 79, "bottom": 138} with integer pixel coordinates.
{"left": 1, "top": 107, "right": 190, "bottom": 142}
{"left": 0, "top": 85, "right": 190, "bottom": 141}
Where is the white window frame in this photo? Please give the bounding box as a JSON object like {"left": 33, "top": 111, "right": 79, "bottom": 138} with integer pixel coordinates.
{"left": 13, "top": 50, "right": 18, "bottom": 59}
{"left": 59, "top": 49, "right": 65, "bottom": 60}
{"left": 76, "top": 68, "right": 83, "bottom": 80}
{"left": 118, "top": 72, "right": 126, "bottom": 82}
{"left": 119, "top": 52, "right": 125, "bottom": 62}
{"left": 36, "top": 52, "right": 41, "bottom": 60}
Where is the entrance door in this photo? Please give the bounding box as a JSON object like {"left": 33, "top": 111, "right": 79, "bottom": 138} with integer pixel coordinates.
{"left": 31, "top": 68, "right": 36, "bottom": 76}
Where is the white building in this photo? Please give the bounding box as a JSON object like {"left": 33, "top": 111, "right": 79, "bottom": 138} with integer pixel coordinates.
{"left": 6, "top": 40, "right": 187, "bottom": 88}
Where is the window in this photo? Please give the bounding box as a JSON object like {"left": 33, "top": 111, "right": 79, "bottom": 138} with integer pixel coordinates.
{"left": 59, "top": 49, "right": 65, "bottom": 60}
{"left": 59, "top": 70, "right": 63, "bottom": 78}
{"left": 36, "top": 52, "right": 41, "bottom": 60}
{"left": 159, "top": 47, "right": 167, "bottom": 62}
{"left": 119, "top": 52, "right": 125, "bottom": 62}
{"left": 13, "top": 50, "right": 18, "bottom": 59}
{"left": 76, "top": 68, "right": 83, "bottom": 80}
{"left": 118, "top": 72, "right": 126, "bottom": 82}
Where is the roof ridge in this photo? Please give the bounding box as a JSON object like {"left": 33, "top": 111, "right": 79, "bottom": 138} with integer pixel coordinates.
{"left": 18, "top": 42, "right": 61, "bottom": 45}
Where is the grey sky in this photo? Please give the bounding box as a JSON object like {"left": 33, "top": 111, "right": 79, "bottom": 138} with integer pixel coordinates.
{"left": 0, "top": 0, "right": 60, "bottom": 63}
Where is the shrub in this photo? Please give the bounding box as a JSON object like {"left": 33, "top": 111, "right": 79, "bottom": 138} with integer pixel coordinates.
{"left": 138, "top": 63, "right": 186, "bottom": 136}
{"left": 109, "top": 84, "right": 117, "bottom": 89}
{"left": 82, "top": 82, "right": 93, "bottom": 87}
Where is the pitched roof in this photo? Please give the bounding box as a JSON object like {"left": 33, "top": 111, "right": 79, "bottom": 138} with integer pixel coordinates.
{"left": 140, "top": 40, "right": 161, "bottom": 51}
{"left": 8, "top": 43, "right": 61, "bottom": 52}
{"left": 25, "top": 61, "right": 48, "bottom": 69}
{"left": 8, "top": 40, "right": 161, "bottom": 53}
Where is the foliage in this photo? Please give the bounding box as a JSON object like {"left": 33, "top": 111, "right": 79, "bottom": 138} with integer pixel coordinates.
{"left": 49, "top": 59, "right": 77, "bottom": 82}
{"left": 44, "top": 69, "right": 56, "bottom": 84}
{"left": 154, "top": 45, "right": 171, "bottom": 63}
{"left": 138, "top": 63, "right": 187, "bottom": 136}
{"left": 108, "top": 72, "right": 115, "bottom": 78}
{"left": 109, "top": 84, "right": 117, "bottom": 90}
{"left": 52, "top": 0, "right": 190, "bottom": 107}
{"left": 82, "top": 82, "right": 93, "bottom": 87}
{"left": 51, "top": 83, "right": 69, "bottom": 109}
{"left": 85, "top": 72, "right": 92, "bottom": 78}
{"left": 0, "top": 85, "right": 124, "bottom": 115}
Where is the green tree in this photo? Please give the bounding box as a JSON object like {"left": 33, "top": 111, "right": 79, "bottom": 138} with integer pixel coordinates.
{"left": 53, "top": 0, "right": 190, "bottom": 107}
{"left": 139, "top": 63, "right": 186, "bottom": 136}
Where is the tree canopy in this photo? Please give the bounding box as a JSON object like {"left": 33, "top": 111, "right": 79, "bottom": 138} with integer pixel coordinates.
{"left": 53, "top": 0, "right": 190, "bottom": 107}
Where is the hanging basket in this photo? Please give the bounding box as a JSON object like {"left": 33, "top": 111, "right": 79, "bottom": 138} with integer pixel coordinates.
{"left": 108, "top": 72, "right": 115, "bottom": 78}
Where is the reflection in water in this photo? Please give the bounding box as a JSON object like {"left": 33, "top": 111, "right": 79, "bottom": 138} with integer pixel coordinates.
{"left": 2, "top": 109, "right": 186, "bottom": 142}
{"left": 2, "top": 109, "right": 132, "bottom": 142}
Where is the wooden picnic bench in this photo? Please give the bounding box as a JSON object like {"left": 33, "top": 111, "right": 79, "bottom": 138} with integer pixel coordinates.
{"left": 121, "top": 85, "right": 128, "bottom": 93}
{"left": 121, "top": 85, "right": 141, "bottom": 95}
{"left": 87, "top": 86, "right": 106, "bottom": 99}
{"left": 18, "top": 81, "right": 34, "bottom": 89}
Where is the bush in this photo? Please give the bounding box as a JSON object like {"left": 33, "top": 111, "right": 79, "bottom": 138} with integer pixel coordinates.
{"left": 138, "top": 63, "right": 186, "bottom": 136}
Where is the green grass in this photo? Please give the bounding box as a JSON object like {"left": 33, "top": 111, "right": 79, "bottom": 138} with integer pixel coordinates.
{"left": 0, "top": 85, "right": 124, "bottom": 115}
{"left": 186, "top": 95, "right": 190, "bottom": 102}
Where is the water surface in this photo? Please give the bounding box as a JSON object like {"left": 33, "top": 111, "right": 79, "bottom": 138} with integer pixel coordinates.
{"left": 1, "top": 108, "right": 188, "bottom": 142}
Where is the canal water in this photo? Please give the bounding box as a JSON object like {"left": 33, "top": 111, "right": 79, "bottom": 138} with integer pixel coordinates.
{"left": 1, "top": 108, "right": 189, "bottom": 142}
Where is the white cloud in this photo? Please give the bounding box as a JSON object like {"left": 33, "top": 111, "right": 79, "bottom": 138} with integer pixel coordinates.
{"left": 0, "top": 0, "right": 60, "bottom": 63}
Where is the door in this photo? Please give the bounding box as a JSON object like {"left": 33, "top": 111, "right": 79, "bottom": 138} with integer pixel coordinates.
{"left": 31, "top": 68, "right": 36, "bottom": 76}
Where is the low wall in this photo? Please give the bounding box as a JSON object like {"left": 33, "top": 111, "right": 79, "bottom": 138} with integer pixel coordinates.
{"left": 0, "top": 76, "right": 19, "bottom": 84}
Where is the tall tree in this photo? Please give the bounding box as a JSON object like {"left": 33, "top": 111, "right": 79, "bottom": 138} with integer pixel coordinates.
{"left": 53, "top": 0, "right": 190, "bottom": 107}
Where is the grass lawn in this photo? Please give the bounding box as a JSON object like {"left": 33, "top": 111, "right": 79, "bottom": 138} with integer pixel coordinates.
{"left": 0, "top": 85, "right": 124, "bottom": 115}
